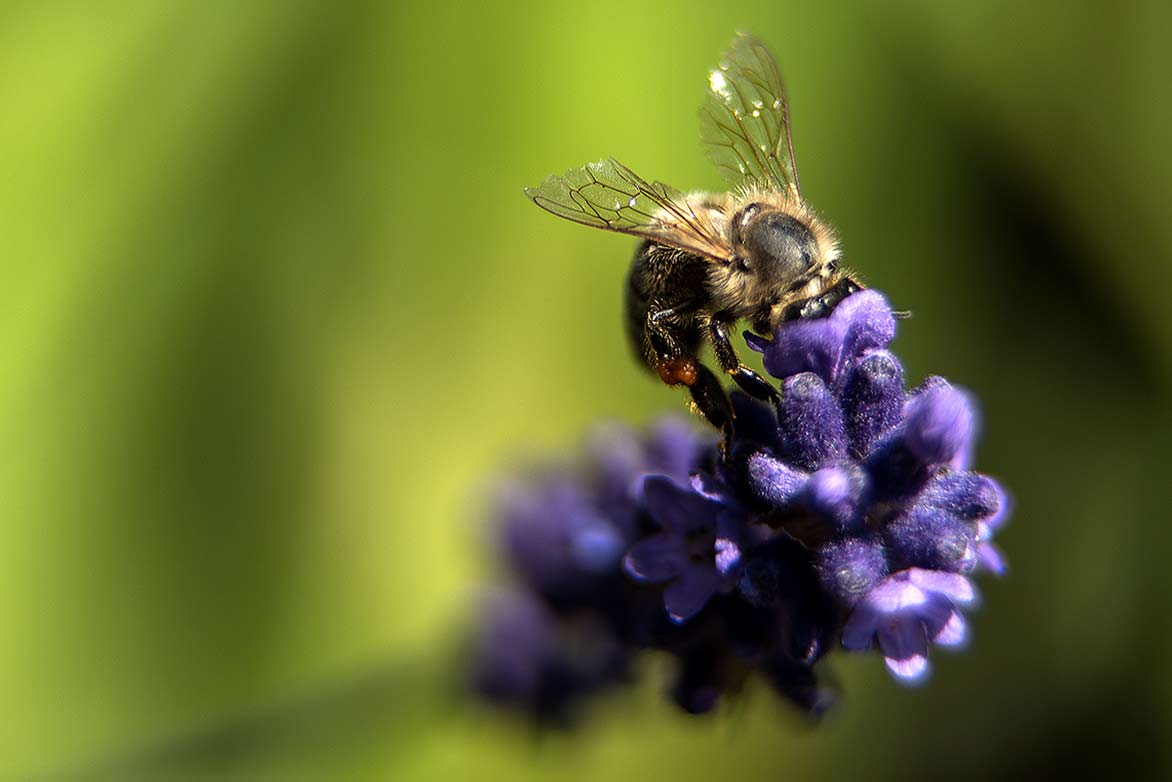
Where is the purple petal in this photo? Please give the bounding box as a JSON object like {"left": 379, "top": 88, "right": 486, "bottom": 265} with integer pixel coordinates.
{"left": 976, "top": 541, "right": 1008, "bottom": 576}
{"left": 664, "top": 567, "right": 721, "bottom": 624}
{"left": 743, "top": 329, "right": 773, "bottom": 354}
{"left": 903, "top": 386, "right": 976, "bottom": 466}
{"left": 808, "top": 466, "right": 851, "bottom": 508}
{"left": 906, "top": 568, "right": 977, "bottom": 605}
{"left": 623, "top": 536, "right": 686, "bottom": 583}
{"left": 714, "top": 535, "right": 743, "bottom": 577}
{"left": 744, "top": 450, "right": 808, "bottom": 506}
{"left": 690, "top": 471, "right": 733, "bottom": 503}
{"left": 877, "top": 617, "right": 930, "bottom": 665}
{"left": 640, "top": 474, "right": 720, "bottom": 533}
{"left": 836, "top": 290, "right": 897, "bottom": 361}
{"left": 884, "top": 653, "right": 930, "bottom": 683}
{"left": 917, "top": 592, "right": 960, "bottom": 638}
{"left": 840, "top": 602, "right": 882, "bottom": 651}
{"left": 931, "top": 609, "right": 968, "bottom": 648}
{"left": 804, "top": 464, "right": 866, "bottom": 530}
{"left": 763, "top": 319, "right": 845, "bottom": 384}
{"left": 982, "top": 480, "right": 1012, "bottom": 532}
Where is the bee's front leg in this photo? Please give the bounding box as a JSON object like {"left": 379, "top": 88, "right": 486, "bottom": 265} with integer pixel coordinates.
{"left": 708, "top": 319, "right": 779, "bottom": 402}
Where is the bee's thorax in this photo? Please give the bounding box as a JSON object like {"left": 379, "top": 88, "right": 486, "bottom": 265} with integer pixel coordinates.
{"left": 708, "top": 198, "right": 840, "bottom": 323}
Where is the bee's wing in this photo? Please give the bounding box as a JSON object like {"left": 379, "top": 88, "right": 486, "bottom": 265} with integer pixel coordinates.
{"left": 700, "top": 33, "right": 802, "bottom": 199}
{"left": 524, "top": 158, "right": 732, "bottom": 262}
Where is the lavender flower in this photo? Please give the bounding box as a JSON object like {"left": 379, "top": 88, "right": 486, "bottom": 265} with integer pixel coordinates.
{"left": 623, "top": 474, "right": 746, "bottom": 624}
{"left": 840, "top": 568, "right": 976, "bottom": 682}
{"left": 471, "top": 290, "right": 1011, "bottom": 721}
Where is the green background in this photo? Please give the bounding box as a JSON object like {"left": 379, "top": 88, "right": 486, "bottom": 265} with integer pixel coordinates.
{"left": 2, "top": 1, "right": 1169, "bottom": 779}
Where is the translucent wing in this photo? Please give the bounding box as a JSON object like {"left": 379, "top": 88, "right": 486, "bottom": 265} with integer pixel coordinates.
{"left": 700, "top": 33, "right": 801, "bottom": 198}
{"left": 524, "top": 158, "right": 732, "bottom": 262}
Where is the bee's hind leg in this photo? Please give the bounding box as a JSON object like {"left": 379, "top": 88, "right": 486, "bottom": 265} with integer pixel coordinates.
{"left": 684, "top": 361, "right": 734, "bottom": 436}
{"left": 644, "top": 305, "right": 736, "bottom": 438}
{"left": 708, "top": 320, "right": 779, "bottom": 402}
{"left": 649, "top": 352, "right": 734, "bottom": 437}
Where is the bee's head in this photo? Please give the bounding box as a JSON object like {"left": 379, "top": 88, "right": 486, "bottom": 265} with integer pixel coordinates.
{"left": 732, "top": 204, "right": 826, "bottom": 288}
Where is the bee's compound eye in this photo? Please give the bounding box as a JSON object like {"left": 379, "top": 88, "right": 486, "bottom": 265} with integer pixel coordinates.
{"left": 745, "top": 213, "right": 817, "bottom": 280}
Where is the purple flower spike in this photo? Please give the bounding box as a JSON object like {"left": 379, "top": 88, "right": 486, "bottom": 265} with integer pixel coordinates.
{"left": 474, "top": 290, "right": 1011, "bottom": 721}
{"left": 904, "top": 385, "right": 976, "bottom": 466}
{"left": 841, "top": 568, "right": 976, "bottom": 684}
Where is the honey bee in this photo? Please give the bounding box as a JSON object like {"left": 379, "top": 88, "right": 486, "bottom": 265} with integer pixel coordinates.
{"left": 525, "top": 33, "right": 863, "bottom": 432}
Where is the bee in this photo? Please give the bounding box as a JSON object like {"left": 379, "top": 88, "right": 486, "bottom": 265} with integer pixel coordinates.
{"left": 525, "top": 33, "right": 863, "bottom": 432}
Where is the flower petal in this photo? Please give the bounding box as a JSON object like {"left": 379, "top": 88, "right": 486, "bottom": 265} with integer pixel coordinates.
{"left": 982, "top": 480, "right": 1012, "bottom": 533}
{"left": 690, "top": 471, "right": 733, "bottom": 503}
{"left": 876, "top": 619, "right": 929, "bottom": 667}
{"left": 744, "top": 450, "right": 808, "bottom": 506}
{"left": 904, "top": 386, "right": 976, "bottom": 466}
{"left": 931, "top": 609, "right": 968, "bottom": 648}
{"left": 841, "top": 602, "right": 882, "bottom": 651}
{"left": 640, "top": 474, "right": 720, "bottom": 533}
{"left": 884, "top": 653, "right": 930, "bottom": 683}
{"left": 623, "top": 536, "right": 686, "bottom": 583}
{"left": 664, "top": 567, "right": 721, "bottom": 624}
{"left": 836, "top": 290, "right": 897, "bottom": 361}
{"left": 742, "top": 329, "right": 773, "bottom": 354}
{"left": 977, "top": 541, "right": 1008, "bottom": 576}
{"left": 762, "top": 319, "right": 845, "bottom": 384}
{"left": 906, "top": 568, "right": 977, "bottom": 605}
{"left": 714, "top": 533, "right": 743, "bottom": 578}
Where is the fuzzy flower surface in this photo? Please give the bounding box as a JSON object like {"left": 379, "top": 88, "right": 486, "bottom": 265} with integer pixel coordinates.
{"left": 471, "top": 291, "right": 1010, "bottom": 723}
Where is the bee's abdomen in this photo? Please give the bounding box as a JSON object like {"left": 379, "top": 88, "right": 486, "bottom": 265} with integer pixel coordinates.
{"left": 624, "top": 240, "right": 708, "bottom": 372}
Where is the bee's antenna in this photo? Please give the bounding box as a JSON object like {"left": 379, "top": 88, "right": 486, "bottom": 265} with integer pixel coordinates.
{"left": 891, "top": 310, "right": 913, "bottom": 320}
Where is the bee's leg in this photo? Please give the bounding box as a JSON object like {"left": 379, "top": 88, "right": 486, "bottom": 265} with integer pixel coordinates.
{"left": 645, "top": 305, "right": 734, "bottom": 435}
{"left": 687, "top": 362, "right": 734, "bottom": 435}
{"left": 708, "top": 320, "right": 779, "bottom": 402}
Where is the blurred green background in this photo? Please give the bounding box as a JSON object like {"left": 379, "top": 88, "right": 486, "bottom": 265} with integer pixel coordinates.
{"left": 2, "top": 1, "right": 1169, "bottom": 779}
